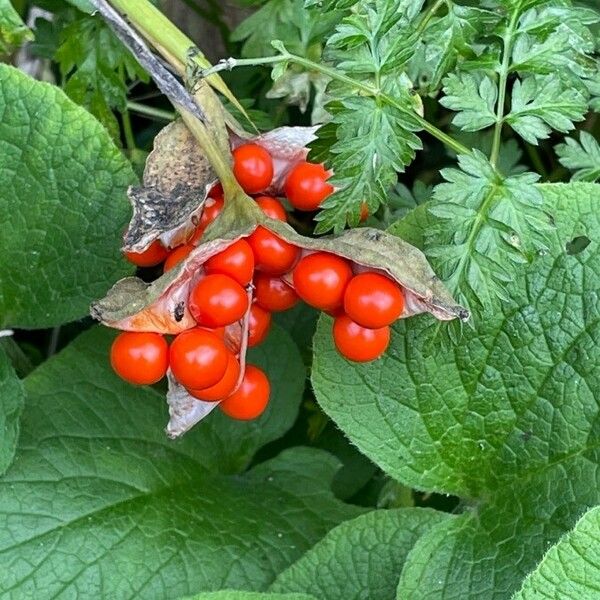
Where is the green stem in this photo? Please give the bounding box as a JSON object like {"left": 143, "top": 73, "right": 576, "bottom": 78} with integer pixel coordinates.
{"left": 525, "top": 143, "right": 548, "bottom": 180}
{"left": 105, "top": 0, "right": 245, "bottom": 193}
{"left": 107, "top": 0, "right": 253, "bottom": 128}
{"left": 206, "top": 54, "right": 470, "bottom": 156}
{"left": 126, "top": 101, "right": 175, "bottom": 121}
{"left": 119, "top": 65, "right": 136, "bottom": 150}
{"left": 490, "top": 4, "right": 521, "bottom": 166}
{"left": 416, "top": 0, "right": 447, "bottom": 35}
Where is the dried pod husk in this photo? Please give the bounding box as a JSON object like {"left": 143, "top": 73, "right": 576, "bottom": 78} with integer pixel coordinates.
{"left": 124, "top": 123, "right": 318, "bottom": 254}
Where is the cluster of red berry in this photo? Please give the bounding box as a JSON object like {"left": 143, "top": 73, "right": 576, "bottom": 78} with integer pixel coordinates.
{"left": 110, "top": 143, "right": 404, "bottom": 421}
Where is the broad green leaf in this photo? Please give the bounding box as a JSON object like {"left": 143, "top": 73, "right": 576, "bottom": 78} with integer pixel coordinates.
{"left": 271, "top": 508, "right": 452, "bottom": 599}
{"left": 185, "top": 592, "right": 316, "bottom": 600}
{"left": 0, "top": 65, "right": 136, "bottom": 329}
{"left": 0, "top": 326, "right": 358, "bottom": 598}
{"left": 0, "top": 0, "right": 32, "bottom": 53}
{"left": 517, "top": 508, "right": 600, "bottom": 599}
{"left": 313, "top": 182, "right": 600, "bottom": 598}
{"left": 512, "top": 505, "right": 600, "bottom": 600}
{"left": 556, "top": 132, "right": 600, "bottom": 182}
{"left": 0, "top": 344, "right": 24, "bottom": 475}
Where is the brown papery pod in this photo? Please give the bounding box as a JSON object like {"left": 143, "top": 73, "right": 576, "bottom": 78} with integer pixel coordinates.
{"left": 92, "top": 123, "right": 468, "bottom": 438}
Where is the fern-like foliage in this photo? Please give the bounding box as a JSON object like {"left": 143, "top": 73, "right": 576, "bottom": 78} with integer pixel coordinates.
{"left": 556, "top": 132, "right": 600, "bottom": 182}
{"left": 308, "top": 0, "right": 424, "bottom": 232}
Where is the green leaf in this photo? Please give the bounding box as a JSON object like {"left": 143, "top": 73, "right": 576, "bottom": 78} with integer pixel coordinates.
{"left": 512, "top": 505, "right": 600, "bottom": 600}
{"left": 232, "top": 0, "right": 338, "bottom": 59}
{"left": 409, "top": 6, "right": 501, "bottom": 95}
{"left": 0, "top": 343, "right": 24, "bottom": 476}
{"left": 505, "top": 76, "right": 587, "bottom": 145}
{"left": 271, "top": 509, "right": 452, "bottom": 599}
{"left": 0, "top": 0, "right": 33, "bottom": 53}
{"left": 440, "top": 72, "right": 498, "bottom": 132}
{"left": 0, "top": 64, "right": 136, "bottom": 329}
{"left": 556, "top": 132, "right": 600, "bottom": 182}
{"left": 308, "top": 0, "right": 423, "bottom": 232}
{"left": 311, "top": 94, "right": 422, "bottom": 233}
{"left": 313, "top": 182, "right": 600, "bottom": 598}
{"left": 425, "top": 150, "right": 549, "bottom": 312}
{"left": 185, "top": 592, "right": 316, "bottom": 600}
{"left": 0, "top": 326, "right": 360, "bottom": 598}
{"left": 54, "top": 12, "right": 148, "bottom": 140}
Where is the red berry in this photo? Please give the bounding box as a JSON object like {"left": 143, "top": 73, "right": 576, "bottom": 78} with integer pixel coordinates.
{"left": 220, "top": 365, "right": 270, "bottom": 420}
{"left": 164, "top": 244, "right": 194, "bottom": 272}
{"left": 232, "top": 143, "right": 273, "bottom": 194}
{"left": 248, "top": 303, "right": 271, "bottom": 347}
{"left": 170, "top": 328, "right": 228, "bottom": 389}
{"left": 332, "top": 315, "right": 390, "bottom": 362}
{"left": 292, "top": 252, "right": 352, "bottom": 311}
{"left": 254, "top": 273, "right": 298, "bottom": 312}
{"left": 125, "top": 239, "right": 168, "bottom": 267}
{"left": 208, "top": 182, "right": 224, "bottom": 199}
{"left": 359, "top": 203, "right": 369, "bottom": 222}
{"left": 284, "top": 161, "right": 333, "bottom": 211}
{"left": 255, "top": 196, "right": 287, "bottom": 221}
{"left": 110, "top": 332, "right": 169, "bottom": 385}
{"left": 189, "top": 273, "right": 249, "bottom": 328}
{"left": 204, "top": 239, "right": 254, "bottom": 286}
{"left": 248, "top": 226, "right": 300, "bottom": 275}
{"left": 344, "top": 272, "right": 404, "bottom": 329}
{"left": 188, "top": 352, "right": 240, "bottom": 402}
{"left": 189, "top": 197, "right": 224, "bottom": 245}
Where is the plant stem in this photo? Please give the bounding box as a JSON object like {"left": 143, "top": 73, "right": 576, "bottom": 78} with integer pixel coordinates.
{"left": 106, "top": 0, "right": 252, "bottom": 126}
{"left": 126, "top": 101, "right": 175, "bottom": 121}
{"left": 206, "top": 55, "right": 471, "bottom": 156}
{"left": 179, "top": 109, "right": 239, "bottom": 197}
{"left": 417, "top": 0, "right": 447, "bottom": 35}
{"left": 121, "top": 108, "right": 136, "bottom": 150}
{"left": 524, "top": 143, "right": 548, "bottom": 180}
{"left": 490, "top": 4, "right": 521, "bottom": 166}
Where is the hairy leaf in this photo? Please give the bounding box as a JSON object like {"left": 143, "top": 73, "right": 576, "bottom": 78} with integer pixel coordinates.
{"left": 0, "top": 64, "right": 136, "bottom": 329}
{"left": 513, "top": 506, "right": 600, "bottom": 600}
{"left": 186, "top": 593, "right": 316, "bottom": 600}
{"left": 271, "top": 509, "right": 451, "bottom": 599}
{"left": 0, "top": 327, "right": 359, "bottom": 598}
{"left": 0, "top": 344, "right": 24, "bottom": 476}
{"left": 312, "top": 182, "right": 600, "bottom": 598}
{"left": 556, "top": 132, "right": 600, "bottom": 182}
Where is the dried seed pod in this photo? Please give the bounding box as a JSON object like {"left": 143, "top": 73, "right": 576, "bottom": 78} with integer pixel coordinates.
{"left": 93, "top": 122, "right": 467, "bottom": 437}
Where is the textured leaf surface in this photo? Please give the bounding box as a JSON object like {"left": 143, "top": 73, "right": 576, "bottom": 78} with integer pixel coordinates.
{"left": 0, "top": 64, "right": 135, "bottom": 328}
{"left": 0, "top": 327, "right": 358, "bottom": 599}
{"left": 513, "top": 505, "right": 600, "bottom": 600}
{"left": 186, "top": 592, "right": 316, "bottom": 600}
{"left": 0, "top": 344, "right": 24, "bottom": 475}
{"left": 271, "top": 509, "right": 451, "bottom": 599}
{"left": 313, "top": 182, "right": 600, "bottom": 598}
